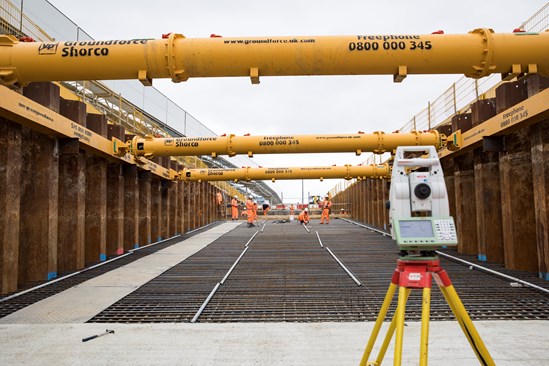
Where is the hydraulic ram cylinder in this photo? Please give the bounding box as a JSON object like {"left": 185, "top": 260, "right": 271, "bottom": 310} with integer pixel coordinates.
{"left": 180, "top": 163, "right": 390, "bottom": 182}
{"left": 126, "top": 130, "right": 443, "bottom": 157}
{"left": 1, "top": 29, "right": 549, "bottom": 86}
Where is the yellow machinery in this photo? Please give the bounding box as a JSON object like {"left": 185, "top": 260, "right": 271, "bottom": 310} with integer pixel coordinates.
{"left": 179, "top": 163, "right": 390, "bottom": 182}
{"left": 1, "top": 29, "right": 549, "bottom": 87}
{"left": 116, "top": 130, "right": 449, "bottom": 158}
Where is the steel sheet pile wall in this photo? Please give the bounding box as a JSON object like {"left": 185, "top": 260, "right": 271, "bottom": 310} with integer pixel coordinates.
{"left": 333, "top": 75, "right": 549, "bottom": 280}
{"left": 447, "top": 75, "right": 549, "bottom": 277}
{"left": 0, "top": 82, "right": 222, "bottom": 294}
{"left": 333, "top": 178, "right": 389, "bottom": 232}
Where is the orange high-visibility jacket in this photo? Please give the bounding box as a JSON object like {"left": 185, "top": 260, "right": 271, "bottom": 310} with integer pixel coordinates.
{"left": 246, "top": 199, "right": 254, "bottom": 222}
{"left": 231, "top": 198, "right": 239, "bottom": 218}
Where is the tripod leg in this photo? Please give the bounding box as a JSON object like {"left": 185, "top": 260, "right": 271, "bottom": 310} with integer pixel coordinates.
{"left": 438, "top": 285, "right": 466, "bottom": 336}
{"left": 394, "top": 286, "right": 411, "bottom": 366}
{"left": 438, "top": 284, "right": 486, "bottom": 365}
{"left": 359, "top": 281, "right": 397, "bottom": 366}
{"left": 419, "top": 287, "right": 431, "bottom": 366}
{"left": 441, "top": 284, "right": 495, "bottom": 366}
{"left": 373, "top": 289, "right": 411, "bottom": 366}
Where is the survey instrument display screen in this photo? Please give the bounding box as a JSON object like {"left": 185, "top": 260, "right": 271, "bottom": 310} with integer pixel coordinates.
{"left": 392, "top": 217, "right": 458, "bottom": 249}
{"left": 398, "top": 220, "right": 434, "bottom": 238}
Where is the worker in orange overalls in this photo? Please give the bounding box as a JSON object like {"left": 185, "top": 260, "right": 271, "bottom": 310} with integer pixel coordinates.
{"left": 215, "top": 191, "right": 223, "bottom": 217}
{"left": 246, "top": 195, "right": 255, "bottom": 227}
{"left": 298, "top": 208, "right": 310, "bottom": 224}
{"left": 262, "top": 201, "right": 270, "bottom": 216}
{"left": 253, "top": 200, "right": 258, "bottom": 223}
{"left": 320, "top": 195, "right": 332, "bottom": 224}
{"left": 231, "top": 195, "right": 239, "bottom": 221}
{"left": 289, "top": 204, "right": 295, "bottom": 216}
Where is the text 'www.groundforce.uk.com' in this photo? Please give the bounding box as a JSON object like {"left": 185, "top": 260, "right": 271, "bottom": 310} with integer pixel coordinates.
{"left": 223, "top": 38, "right": 315, "bottom": 45}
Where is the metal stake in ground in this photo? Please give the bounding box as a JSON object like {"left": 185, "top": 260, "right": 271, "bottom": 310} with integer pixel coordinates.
{"left": 82, "top": 329, "right": 115, "bottom": 342}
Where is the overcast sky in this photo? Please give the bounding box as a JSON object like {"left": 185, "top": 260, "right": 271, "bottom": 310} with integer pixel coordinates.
{"left": 47, "top": 0, "right": 548, "bottom": 203}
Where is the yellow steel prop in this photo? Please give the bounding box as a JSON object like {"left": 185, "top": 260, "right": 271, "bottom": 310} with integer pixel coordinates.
{"left": 1, "top": 29, "right": 549, "bottom": 87}
{"left": 116, "top": 130, "right": 444, "bottom": 158}
{"left": 179, "top": 163, "right": 389, "bottom": 182}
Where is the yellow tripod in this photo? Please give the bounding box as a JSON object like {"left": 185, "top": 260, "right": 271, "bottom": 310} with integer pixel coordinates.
{"left": 359, "top": 257, "right": 495, "bottom": 366}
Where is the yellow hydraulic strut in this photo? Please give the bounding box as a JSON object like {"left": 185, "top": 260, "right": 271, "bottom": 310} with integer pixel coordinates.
{"left": 115, "top": 130, "right": 446, "bottom": 158}
{"left": 179, "top": 163, "right": 390, "bottom": 182}
{"left": 1, "top": 29, "right": 548, "bottom": 87}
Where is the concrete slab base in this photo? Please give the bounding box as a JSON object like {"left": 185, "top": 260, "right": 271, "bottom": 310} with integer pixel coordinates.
{"left": 0, "top": 321, "right": 547, "bottom": 365}
{"left": 0, "top": 222, "right": 547, "bottom": 365}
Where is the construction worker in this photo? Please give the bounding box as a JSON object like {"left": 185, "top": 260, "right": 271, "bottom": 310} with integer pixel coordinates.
{"left": 246, "top": 195, "right": 255, "bottom": 227}
{"left": 320, "top": 195, "right": 332, "bottom": 224}
{"left": 215, "top": 191, "right": 224, "bottom": 218}
{"left": 262, "top": 201, "right": 270, "bottom": 216}
{"left": 253, "top": 200, "right": 258, "bottom": 223}
{"left": 231, "top": 195, "right": 239, "bottom": 221}
{"left": 298, "top": 208, "right": 310, "bottom": 225}
{"left": 289, "top": 204, "right": 295, "bottom": 216}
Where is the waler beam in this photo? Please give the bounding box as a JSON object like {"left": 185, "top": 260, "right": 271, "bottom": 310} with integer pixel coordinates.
{"left": 115, "top": 130, "right": 446, "bottom": 158}
{"left": 179, "top": 163, "right": 390, "bottom": 182}
{"left": 1, "top": 29, "right": 549, "bottom": 86}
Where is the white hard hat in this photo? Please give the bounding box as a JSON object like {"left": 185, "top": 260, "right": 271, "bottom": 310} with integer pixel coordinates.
{"left": 304, "top": 208, "right": 308, "bottom": 212}
{"left": 234, "top": 195, "right": 238, "bottom": 199}
{"left": 248, "top": 195, "right": 253, "bottom": 198}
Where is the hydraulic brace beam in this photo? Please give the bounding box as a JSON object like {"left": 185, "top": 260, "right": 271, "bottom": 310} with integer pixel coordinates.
{"left": 1, "top": 29, "right": 549, "bottom": 87}
{"left": 115, "top": 130, "right": 445, "bottom": 158}
{"left": 179, "top": 163, "right": 390, "bottom": 182}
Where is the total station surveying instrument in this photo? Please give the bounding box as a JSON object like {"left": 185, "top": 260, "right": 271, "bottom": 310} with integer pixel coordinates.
{"left": 359, "top": 146, "right": 494, "bottom": 366}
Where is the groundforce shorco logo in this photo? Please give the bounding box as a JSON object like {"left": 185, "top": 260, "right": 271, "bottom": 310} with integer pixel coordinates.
{"left": 38, "top": 43, "right": 58, "bottom": 55}
{"left": 36, "top": 39, "right": 149, "bottom": 58}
